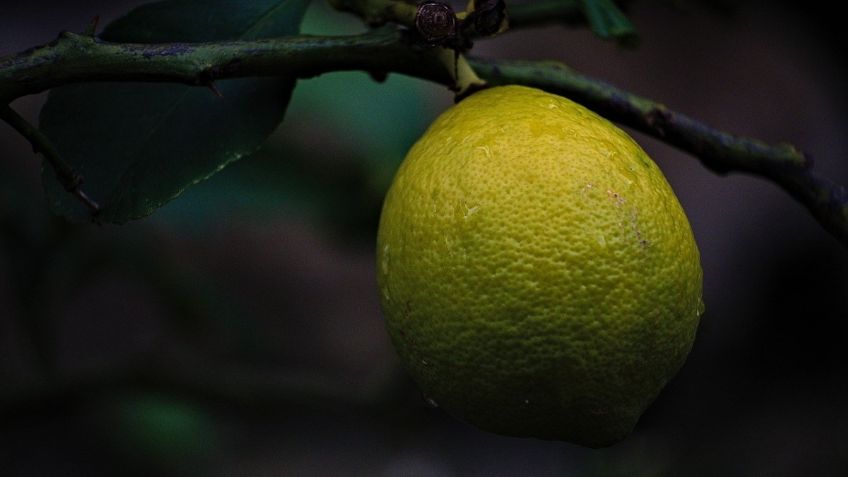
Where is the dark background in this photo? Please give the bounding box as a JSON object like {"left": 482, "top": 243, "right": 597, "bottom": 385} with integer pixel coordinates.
{"left": 2, "top": 1, "right": 847, "bottom": 475}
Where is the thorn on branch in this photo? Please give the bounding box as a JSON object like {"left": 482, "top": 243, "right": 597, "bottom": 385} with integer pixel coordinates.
{"left": 206, "top": 81, "right": 224, "bottom": 98}
{"left": 83, "top": 15, "right": 100, "bottom": 37}
{"left": 55, "top": 170, "right": 101, "bottom": 216}
{"left": 51, "top": 168, "right": 100, "bottom": 216}
{"left": 72, "top": 186, "right": 102, "bottom": 216}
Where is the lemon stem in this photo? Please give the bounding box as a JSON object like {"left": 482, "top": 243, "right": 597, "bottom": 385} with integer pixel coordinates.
{"left": 433, "top": 48, "right": 486, "bottom": 97}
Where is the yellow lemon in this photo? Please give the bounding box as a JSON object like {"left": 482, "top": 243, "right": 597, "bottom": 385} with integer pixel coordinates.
{"left": 376, "top": 85, "right": 703, "bottom": 447}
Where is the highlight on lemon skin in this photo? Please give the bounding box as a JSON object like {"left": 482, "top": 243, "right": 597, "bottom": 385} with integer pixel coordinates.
{"left": 376, "top": 85, "right": 704, "bottom": 447}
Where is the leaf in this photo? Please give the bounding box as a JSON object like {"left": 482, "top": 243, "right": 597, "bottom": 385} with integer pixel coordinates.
{"left": 580, "top": 0, "right": 638, "bottom": 45}
{"left": 152, "top": 2, "right": 438, "bottom": 241}
{"left": 39, "top": 0, "right": 310, "bottom": 223}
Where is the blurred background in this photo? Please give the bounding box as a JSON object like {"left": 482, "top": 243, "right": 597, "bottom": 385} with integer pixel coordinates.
{"left": 2, "top": 1, "right": 847, "bottom": 475}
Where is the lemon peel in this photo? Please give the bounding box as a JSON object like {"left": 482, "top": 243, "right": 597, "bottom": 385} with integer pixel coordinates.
{"left": 376, "top": 85, "right": 703, "bottom": 447}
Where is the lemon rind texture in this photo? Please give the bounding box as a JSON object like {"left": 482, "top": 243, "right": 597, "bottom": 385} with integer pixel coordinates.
{"left": 377, "top": 85, "right": 703, "bottom": 447}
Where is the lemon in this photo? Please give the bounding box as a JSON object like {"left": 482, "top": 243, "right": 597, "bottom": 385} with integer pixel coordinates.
{"left": 376, "top": 85, "right": 703, "bottom": 447}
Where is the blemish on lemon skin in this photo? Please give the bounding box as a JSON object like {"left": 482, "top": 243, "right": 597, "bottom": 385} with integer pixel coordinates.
{"left": 463, "top": 203, "right": 480, "bottom": 219}
{"left": 475, "top": 145, "right": 492, "bottom": 158}
{"left": 381, "top": 244, "right": 390, "bottom": 273}
{"left": 606, "top": 189, "right": 625, "bottom": 206}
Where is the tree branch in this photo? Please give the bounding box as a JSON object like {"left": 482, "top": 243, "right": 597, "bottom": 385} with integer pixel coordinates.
{"left": 0, "top": 29, "right": 845, "bottom": 245}
{"left": 0, "top": 104, "right": 100, "bottom": 214}
{"left": 471, "top": 58, "right": 810, "bottom": 174}
{"left": 0, "top": 29, "right": 451, "bottom": 101}
{"left": 472, "top": 58, "right": 847, "bottom": 245}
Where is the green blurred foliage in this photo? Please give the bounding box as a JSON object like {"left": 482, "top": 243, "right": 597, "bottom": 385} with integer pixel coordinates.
{"left": 104, "top": 392, "right": 222, "bottom": 475}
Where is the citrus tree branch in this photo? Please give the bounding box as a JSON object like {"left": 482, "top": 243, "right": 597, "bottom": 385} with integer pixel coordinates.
{"left": 0, "top": 29, "right": 452, "bottom": 102}
{"left": 471, "top": 58, "right": 847, "bottom": 245}
{"left": 0, "top": 29, "right": 845, "bottom": 245}
{"left": 0, "top": 104, "right": 100, "bottom": 214}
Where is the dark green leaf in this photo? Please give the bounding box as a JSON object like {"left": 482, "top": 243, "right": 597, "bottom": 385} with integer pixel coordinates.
{"left": 153, "top": 2, "right": 440, "bottom": 241}
{"left": 580, "top": 0, "right": 638, "bottom": 45}
{"left": 40, "top": 0, "right": 310, "bottom": 223}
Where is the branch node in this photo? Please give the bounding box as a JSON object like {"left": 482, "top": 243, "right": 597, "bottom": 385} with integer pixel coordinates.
{"left": 645, "top": 106, "right": 670, "bottom": 137}
{"left": 411, "top": 0, "right": 508, "bottom": 49}
{"left": 416, "top": 2, "right": 457, "bottom": 44}
{"left": 0, "top": 105, "right": 101, "bottom": 218}
{"left": 461, "top": 0, "right": 509, "bottom": 39}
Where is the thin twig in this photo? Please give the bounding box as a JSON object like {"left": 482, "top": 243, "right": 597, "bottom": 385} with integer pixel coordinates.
{"left": 0, "top": 105, "right": 101, "bottom": 215}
